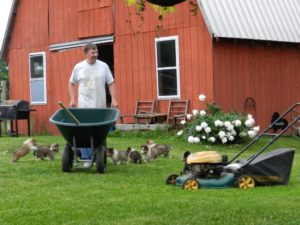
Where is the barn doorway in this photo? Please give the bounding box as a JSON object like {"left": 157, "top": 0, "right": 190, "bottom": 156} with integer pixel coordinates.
{"left": 97, "top": 44, "right": 114, "bottom": 107}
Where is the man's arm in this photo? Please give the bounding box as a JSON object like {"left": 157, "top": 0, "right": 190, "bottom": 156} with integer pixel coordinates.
{"left": 108, "top": 82, "right": 118, "bottom": 108}
{"left": 68, "top": 82, "right": 76, "bottom": 107}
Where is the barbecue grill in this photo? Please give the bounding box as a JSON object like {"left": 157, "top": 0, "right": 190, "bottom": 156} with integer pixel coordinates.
{"left": 0, "top": 100, "right": 36, "bottom": 137}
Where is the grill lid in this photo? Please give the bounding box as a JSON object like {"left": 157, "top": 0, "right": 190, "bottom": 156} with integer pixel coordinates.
{"left": 0, "top": 100, "right": 30, "bottom": 110}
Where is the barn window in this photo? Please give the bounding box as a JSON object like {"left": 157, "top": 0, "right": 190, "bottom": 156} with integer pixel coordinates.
{"left": 155, "top": 36, "right": 180, "bottom": 99}
{"left": 29, "top": 52, "right": 47, "bottom": 104}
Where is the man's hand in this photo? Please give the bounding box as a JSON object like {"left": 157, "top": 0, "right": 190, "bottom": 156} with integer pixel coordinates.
{"left": 111, "top": 98, "right": 119, "bottom": 108}
{"left": 69, "top": 98, "right": 76, "bottom": 107}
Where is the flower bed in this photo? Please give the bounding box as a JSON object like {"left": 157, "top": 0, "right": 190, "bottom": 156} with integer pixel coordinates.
{"left": 177, "top": 94, "right": 260, "bottom": 144}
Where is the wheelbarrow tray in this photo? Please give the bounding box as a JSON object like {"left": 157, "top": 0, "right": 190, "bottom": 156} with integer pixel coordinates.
{"left": 49, "top": 108, "right": 119, "bottom": 148}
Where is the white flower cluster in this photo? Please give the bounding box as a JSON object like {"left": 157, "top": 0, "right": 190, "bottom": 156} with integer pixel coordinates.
{"left": 187, "top": 136, "right": 200, "bottom": 144}
{"left": 177, "top": 93, "right": 260, "bottom": 145}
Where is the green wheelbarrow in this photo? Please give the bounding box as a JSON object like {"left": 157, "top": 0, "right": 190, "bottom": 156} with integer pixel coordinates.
{"left": 49, "top": 108, "right": 119, "bottom": 173}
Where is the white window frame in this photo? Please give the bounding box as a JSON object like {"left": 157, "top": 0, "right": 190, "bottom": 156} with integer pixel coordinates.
{"left": 29, "top": 52, "right": 47, "bottom": 105}
{"left": 155, "top": 36, "right": 180, "bottom": 100}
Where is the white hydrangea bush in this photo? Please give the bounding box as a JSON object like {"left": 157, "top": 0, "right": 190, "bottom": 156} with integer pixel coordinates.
{"left": 177, "top": 94, "right": 260, "bottom": 145}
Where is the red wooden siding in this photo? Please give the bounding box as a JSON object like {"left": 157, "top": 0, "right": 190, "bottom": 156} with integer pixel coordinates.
{"left": 77, "top": 0, "right": 113, "bottom": 38}
{"left": 7, "top": 0, "right": 49, "bottom": 134}
{"left": 49, "top": 0, "right": 113, "bottom": 44}
{"left": 114, "top": 0, "right": 214, "bottom": 121}
{"left": 9, "top": 0, "right": 49, "bottom": 50}
{"left": 213, "top": 40, "right": 300, "bottom": 129}
{"left": 6, "top": 0, "right": 230, "bottom": 134}
{"left": 49, "top": 0, "right": 78, "bottom": 44}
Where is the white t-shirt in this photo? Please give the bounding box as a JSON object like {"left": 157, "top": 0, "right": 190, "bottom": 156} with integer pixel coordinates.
{"left": 70, "top": 59, "right": 114, "bottom": 108}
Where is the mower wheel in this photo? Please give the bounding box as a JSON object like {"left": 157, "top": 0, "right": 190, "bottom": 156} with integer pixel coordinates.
{"left": 238, "top": 175, "right": 255, "bottom": 189}
{"left": 62, "top": 144, "right": 74, "bottom": 172}
{"left": 182, "top": 178, "right": 199, "bottom": 190}
{"left": 166, "top": 174, "right": 179, "bottom": 185}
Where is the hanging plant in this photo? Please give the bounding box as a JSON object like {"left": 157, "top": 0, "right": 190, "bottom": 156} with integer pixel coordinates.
{"left": 125, "top": 0, "right": 198, "bottom": 34}
{"left": 146, "top": 0, "right": 186, "bottom": 7}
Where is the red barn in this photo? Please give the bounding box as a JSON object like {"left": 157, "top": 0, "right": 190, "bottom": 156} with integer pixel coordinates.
{"left": 0, "top": 0, "right": 300, "bottom": 134}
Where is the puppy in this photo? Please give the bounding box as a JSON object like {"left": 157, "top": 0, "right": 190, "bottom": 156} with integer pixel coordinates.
{"left": 127, "top": 147, "right": 142, "bottom": 164}
{"left": 145, "top": 140, "right": 172, "bottom": 157}
{"left": 271, "top": 112, "right": 288, "bottom": 133}
{"left": 106, "top": 147, "right": 129, "bottom": 165}
{"left": 33, "top": 143, "right": 59, "bottom": 160}
{"left": 12, "top": 138, "right": 38, "bottom": 162}
{"left": 141, "top": 144, "right": 157, "bottom": 162}
{"left": 181, "top": 151, "right": 192, "bottom": 174}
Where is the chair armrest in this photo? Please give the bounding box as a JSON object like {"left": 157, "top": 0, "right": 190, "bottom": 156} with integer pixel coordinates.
{"left": 173, "top": 114, "right": 186, "bottom": 118}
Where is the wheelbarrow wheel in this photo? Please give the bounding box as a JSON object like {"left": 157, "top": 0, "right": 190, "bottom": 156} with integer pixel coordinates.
{"left": 62, "top": 144, "right": 73, "bottom": 172}
{"left": 166, "top": 174, "right": 179, "bottom": 185}
{"left": 238, "top": 174, "right": 256, "bottom": 189}
{"left": 96, "top": 146, "right": 106, "bottom": 173}
{"left": 182, "top": 178, "right": 199, "bottom": 190}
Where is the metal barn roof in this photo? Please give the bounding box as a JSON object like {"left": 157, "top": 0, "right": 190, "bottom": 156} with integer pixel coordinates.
{"left": 198, "top": 0, "right": 300, "bottom": 43}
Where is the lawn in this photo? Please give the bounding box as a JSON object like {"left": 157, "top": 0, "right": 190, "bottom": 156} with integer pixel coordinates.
{"left": 0, "top": 131, "right": 300, "bottom": 225}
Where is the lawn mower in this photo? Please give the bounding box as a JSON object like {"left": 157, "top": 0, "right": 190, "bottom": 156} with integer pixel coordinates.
{"left": 166, "top": 103, "right": 300, "bottom": 190}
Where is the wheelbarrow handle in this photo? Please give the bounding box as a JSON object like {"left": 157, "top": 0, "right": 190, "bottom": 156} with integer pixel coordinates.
{"left": 58, "top": 101, "right": 80, "bottom": 125}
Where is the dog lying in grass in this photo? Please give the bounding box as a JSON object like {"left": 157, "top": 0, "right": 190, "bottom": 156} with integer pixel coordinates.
{"left": 11, "top": 138, "right": 38, "bottom": 162}
{"left": 33, "top": 143, "right": 59, "bottom": 160}
{"left": 141, "top": 140, "right": 172, "bottom": 162}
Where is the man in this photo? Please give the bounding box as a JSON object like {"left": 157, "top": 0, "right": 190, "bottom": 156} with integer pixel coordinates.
{"left": 68, "top": 42, "right": 118, "bottom": 165}
{"left": 69, "top": 42, "right": 118, "bottom": 108}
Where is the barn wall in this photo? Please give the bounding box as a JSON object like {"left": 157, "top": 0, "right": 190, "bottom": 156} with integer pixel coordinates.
{"left": 213, "top": 39, "right": 300, "bottom": 129}
{"left": 7, "top": 0, "right": 214, "bottom": 134}
{"left": 114, "top": 0, "right": 214, "bottom": 120}
{"left": 7, "top": 0, "right": 51, "bottom": 134}
{"left": 49, "top": 0, "right": 113, "bottom": 44}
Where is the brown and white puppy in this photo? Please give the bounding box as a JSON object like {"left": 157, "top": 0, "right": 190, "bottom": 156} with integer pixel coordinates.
{"left": 106, "top": 147, "right": 129, "bottom": 165}
{"left": 12, "top": 138, "right": 38, "bottom": 162}
{"left": 145, "top": 140, "right": 172, "bottom": 157}
{"left": 140, "top": 144, "right": 157, "bottom": 162}
{"left": 33, "top": 143, "right": 59, "bottom": 160}
{"left": 127, "top": 147, "right": 142, "bottom": 164}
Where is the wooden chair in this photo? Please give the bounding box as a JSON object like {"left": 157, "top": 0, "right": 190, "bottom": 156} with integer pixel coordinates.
{"left": 119, "top": 100, "right": 154, "bottom": 124}
{"left": 167, "top": 99, "right": 189, "bottom": 126}
{"left": 119, "top": 100, "right": 167, "bottom": 124}
{"left": 133, "top": 100, "right": 155, "bottom": 124}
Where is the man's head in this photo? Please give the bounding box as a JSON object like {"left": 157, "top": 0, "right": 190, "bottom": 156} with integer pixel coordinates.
{"left": 84, "top": 42, "right": 98, "bottom": 64}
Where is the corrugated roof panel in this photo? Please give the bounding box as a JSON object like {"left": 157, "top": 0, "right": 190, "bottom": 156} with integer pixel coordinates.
{"left": 198, "top": 0, "right": 300, "bottom": 43}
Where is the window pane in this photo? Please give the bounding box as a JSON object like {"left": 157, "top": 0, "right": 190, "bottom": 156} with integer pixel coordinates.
{"left": 31, "top": 80, "right": 45, "bottom": 102}
{"left": 30, "top": 55, "right": 44, "bottom": 78}
{"left": 158, "top": 69, "right": 178, "bottom": 96}
{"left": 156, "top": 40, "right": 176, "bottom": 67}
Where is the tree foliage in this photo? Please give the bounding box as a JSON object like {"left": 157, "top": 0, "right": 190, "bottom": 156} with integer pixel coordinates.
{"left": 0, "top": 60, "right": 8, "bottom": 81}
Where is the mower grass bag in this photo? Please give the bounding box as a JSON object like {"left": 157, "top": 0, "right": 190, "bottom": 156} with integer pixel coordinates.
{"left": 226, "top": 148, "right": 295, "bottom": 186}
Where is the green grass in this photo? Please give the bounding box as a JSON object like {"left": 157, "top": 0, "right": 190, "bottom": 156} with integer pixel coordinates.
{"left": 0, "top": 133, "right": 300, "bottom": 225}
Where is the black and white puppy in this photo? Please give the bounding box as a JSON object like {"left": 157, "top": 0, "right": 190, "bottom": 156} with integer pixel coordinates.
{"left": 106, "top": 147, "right": 129, "bottom": 165}
{"left": 33, "top": 143, "right": 59, "bottom": 160}
{"left": 140, "top": 144, "right": 157, "bottom": 162}
{"left": 127, "top": 147, "right": 142, "bottom": 164}
{"left": 271, "top": 112, "right": 288, "bottom": 133}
